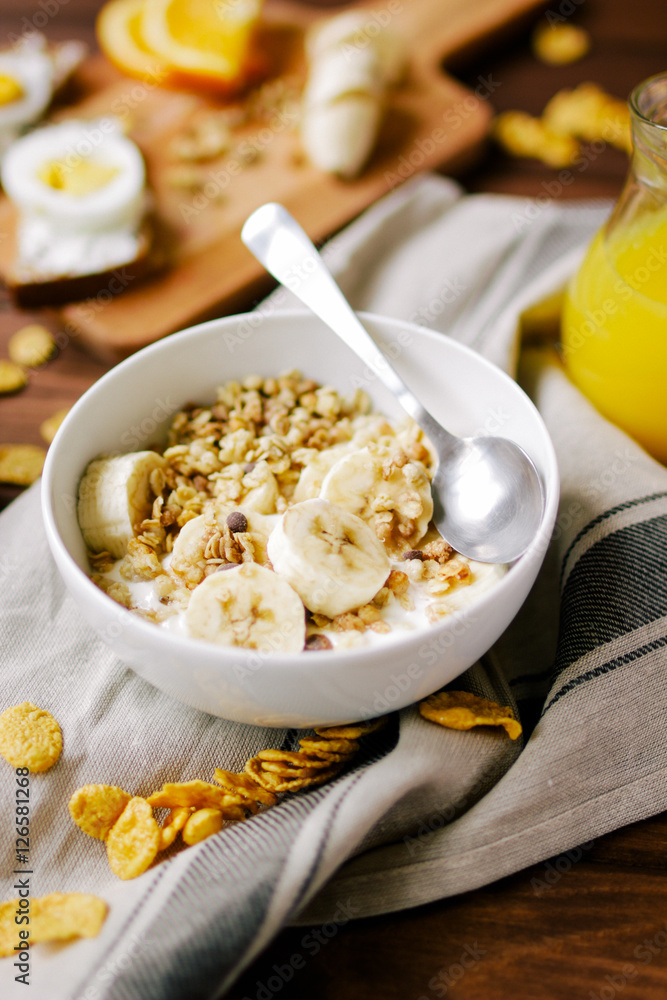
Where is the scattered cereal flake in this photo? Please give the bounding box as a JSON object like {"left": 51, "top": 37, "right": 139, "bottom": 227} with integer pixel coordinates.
{"left": 245, "top": 756, "right": 341, "bottom": 793}
{"left": 0, "top": 444, "right": 47, "bottom": 485}
{"left": 40, "top": 407, "right": 70, "bottom": 444}
{"left": 8, "top": 324, "right": 57, "bottom": 368}
{"left": 257, "top": 748, "right": 343, "bottom": 771}
{"left": 0, "top": 893, "right": 107, "bottom": 957}
{"left": 0, "top": 359, "right": 27, "bottom": 394}
{"left": 0, "top": 702, "right": 62, "bottom": 772}
{"left": 182, "top": 808, "right": 224, "bottom": 845}
{"left": 532, "top": 22, "right": 590, "bottom": 65}
{"left": 543, "top": 82, "right": 631, "bottom": 152}
{"left": 68, "top": 784, "right": 132, "bottom": 841}
{"left": 106, "top": 797, "right": 160, "bottom": 880}
{"left": 492, "top": 110, "right": 579, "bottom": 167}
{"left": 419, "top": 691, "right": 522, "bottom": 740}
{"left": 520, "top": 289, "right": 565, "bottom": 341}
{"left": 260, "top": 761, "right": 326, "bottom": 778}
{"left": 314, "top": 717, "right": 388, "bottom": 740}
{"left": 147, "top": 779, "right": 239, "bottom": 812}
{"left": 298, "top": 737, "right": 359, "bottom": 757}
{"left": 157, "top": 806, "right": 193, "bottom": 851}
{"left": 212, "top": 768, "right": 277, "bottom": 806}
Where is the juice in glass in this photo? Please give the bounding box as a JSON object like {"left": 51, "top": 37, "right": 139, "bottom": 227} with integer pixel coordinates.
{"left": 562, "top": 210, "right": 667, "bottom": 462}
{"left": 561, "top": 72, "right": 667, "bottom": 463}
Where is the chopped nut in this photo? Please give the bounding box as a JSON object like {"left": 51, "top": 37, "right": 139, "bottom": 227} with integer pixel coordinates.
{"left": 92, "top": 574, "right": 132, "bottom": 608}
{"left": 422, "top": 539, "right": 454, "bottom": 564}
{"left": 386, "top": 570, "right": 409, "bottom": 596}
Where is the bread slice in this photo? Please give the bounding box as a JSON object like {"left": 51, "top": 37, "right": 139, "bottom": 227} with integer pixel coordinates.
{"left": 3, "top": 217, "right": 157, "bottom": 309}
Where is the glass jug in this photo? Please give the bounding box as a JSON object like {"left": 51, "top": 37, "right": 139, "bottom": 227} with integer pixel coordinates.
{"left": 561, "top": 72, "right": 667, "bottom": 463}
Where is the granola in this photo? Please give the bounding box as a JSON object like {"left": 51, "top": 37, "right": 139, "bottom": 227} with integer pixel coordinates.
{"left": 79, "top": 371, "right": 506, "bottom": 650}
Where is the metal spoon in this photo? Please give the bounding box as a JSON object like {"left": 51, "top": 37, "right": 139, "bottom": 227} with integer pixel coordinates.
{"left": 241, "top": 203, "right": 544, "bottom": 563}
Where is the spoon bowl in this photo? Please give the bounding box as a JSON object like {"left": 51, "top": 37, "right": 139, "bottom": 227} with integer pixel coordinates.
{"left": 242, "top": 202, "right": 544, "bottom": 563}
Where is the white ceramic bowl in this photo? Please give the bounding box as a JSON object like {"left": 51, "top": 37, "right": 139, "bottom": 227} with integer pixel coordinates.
{"left": 42, "top": 310, "right": 558, "bottom": 727}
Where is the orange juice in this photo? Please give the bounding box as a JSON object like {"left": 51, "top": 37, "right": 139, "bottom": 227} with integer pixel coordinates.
{"left": 562, "top": 209, "right": 667, "bottom": 462}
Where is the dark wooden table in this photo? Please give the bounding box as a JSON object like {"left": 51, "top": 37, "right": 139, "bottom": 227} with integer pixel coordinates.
{"left": 2, "top": 1, "right": 666, "bottom": 997}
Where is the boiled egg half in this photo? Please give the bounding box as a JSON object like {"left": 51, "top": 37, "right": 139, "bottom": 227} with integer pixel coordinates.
{"left": 0, "top": 42, "right": 54, "bottom": 158}
{"left": 1, "top": 117, "right": 147, "bottom": 279}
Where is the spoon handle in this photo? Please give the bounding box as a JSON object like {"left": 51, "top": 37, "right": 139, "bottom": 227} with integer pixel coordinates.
{"left": 241, "top": 203, "right": 456, "bottom": 454}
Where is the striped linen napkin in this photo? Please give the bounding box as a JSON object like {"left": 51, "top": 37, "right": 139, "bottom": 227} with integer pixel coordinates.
{"left": 2, "top": 175, "right": 666, "bottom": 1000}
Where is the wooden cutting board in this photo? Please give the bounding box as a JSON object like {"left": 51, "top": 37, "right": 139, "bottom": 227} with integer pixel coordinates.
{"left": 0, "top": 0, "right": 544, "bottom": 362}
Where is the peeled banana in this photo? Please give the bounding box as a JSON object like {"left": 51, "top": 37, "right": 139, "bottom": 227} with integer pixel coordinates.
{"left": 301, "top": 11, "right": 406, "bottom": 177}
{"left": 185, "top": 562, "right": 306, "bottom": 653}
{"left": 267, "top": 498, "right": 390, "bottom": 618}
{"left": 77, "top": 451, "right": 166, "bottom": 559}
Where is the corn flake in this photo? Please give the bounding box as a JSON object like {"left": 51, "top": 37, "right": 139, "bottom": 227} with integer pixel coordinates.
{"left": 68, "top": 784, "right": 132, "bottom": 841}
{"left": 0, "top": 702, "right": 62, "bottom": 772}
{"left": 213, "top": 768, "right": 277, "bottom": 806}
{"left": 106, "top": 797, "right": 160, "bottom": 880}
{"left": 492, "top": 111, "right": 579, "bottom": 167}
{"left": 298, "top": 737, "right": 359, "bottom": 757}
{"left": 532, "top": 22, "right": 590, "bottom": 65}
{"left": 147, "top": 779, "right": 241, "bottom": 812}
{"left": 419, "top": 691, "right": 522, "bottom": 740}
{"left": 257, "top": 748, "right": 341, "bottom": 771}
{"left": 0, "top": 444, "right": 47, "bottom": 486}
{"left": 0, "top": 893, "right": 107, "bottom": 957}
{"left": 314, "top": 716, "right": 388, "bottom": 740}
{"left": 157, "top": 806, "right": 193, "bottom": 850}
{"left": 182, "top": 808, "right": 224, "bottom": 845}
{"left": 260, "top": 761, "right": 325, "bottom": 778}
{"left": 543, "top": 83, "right": 631, "bottom": 152}
{"left": 245, "top": 756, "right": 341, "bottom": 793}
{"left": 8, "top": 324, "right": 57, "bottom": 368}
{"left": 0, "top": 359, "right": 27, "bottom": 395}
{"left": 40, "top": 407, "right": 70, "bottom": 445}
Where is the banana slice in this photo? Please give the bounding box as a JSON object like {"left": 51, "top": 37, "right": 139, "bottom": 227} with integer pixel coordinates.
{"left": 267, "top": 498, "right": 390, "bottom": 618}
{"left": 293, "top": 442, "right": 356, "bottom": 503}
{"left": 185, "top": 563, "right": 306, "bottom": 653}
{"left": 320, "top": 447, "right": 433, "bottom": 554}
{"left": 77, "top": 451, "right": 166, "bottom": 559}
{"left": 293, "top": 417, "right": 399, "bottom": 503}
{"left": 169, "top": 514, "right": 209, "bottom": 588}
{"left": 241, "top": 461, "right": 279, "bottom": 514}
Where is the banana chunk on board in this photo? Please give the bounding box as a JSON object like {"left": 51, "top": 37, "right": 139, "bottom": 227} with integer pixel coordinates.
{"left": 301, "top": 11, "right": 407, "bottom": 178}
{"left": 267, "top": 498, "right": 391, "bottom": 618}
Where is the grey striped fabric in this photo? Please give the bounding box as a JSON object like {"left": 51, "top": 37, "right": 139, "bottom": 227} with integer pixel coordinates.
{"left": 2, "top": 175, "right": 666, "bottom": 1000}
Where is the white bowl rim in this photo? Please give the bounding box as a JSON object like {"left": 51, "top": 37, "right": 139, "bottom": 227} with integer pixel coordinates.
{"left": 42, "top": 308, "right": 560, "bottom": 669}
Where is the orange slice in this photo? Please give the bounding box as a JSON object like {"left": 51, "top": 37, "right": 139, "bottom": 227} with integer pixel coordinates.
{"left": 140, "top": 0, "right": 264, "bottom": 92}
{"left": 96, "top": 0, "right": 173, "bottom": 82}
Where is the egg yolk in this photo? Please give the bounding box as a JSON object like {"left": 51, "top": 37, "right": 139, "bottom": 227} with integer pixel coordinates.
{"left": 0, "top": 73, "right": 24, "bottom": 106}
{"left": 37, "top": 157, "right": 119, "bottom": 196}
